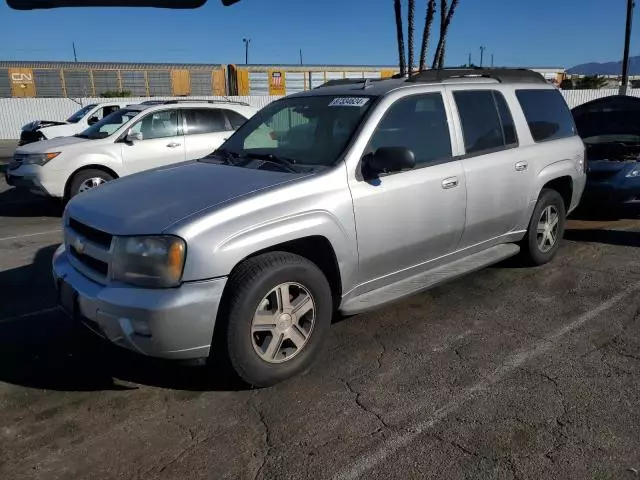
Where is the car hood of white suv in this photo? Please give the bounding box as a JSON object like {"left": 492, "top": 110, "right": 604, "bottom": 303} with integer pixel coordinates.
{"left": 16, "top": 135, "right": 91, "bottom": 153}
{"left": 66, "top": 161, "right": 311, "bottom": 235}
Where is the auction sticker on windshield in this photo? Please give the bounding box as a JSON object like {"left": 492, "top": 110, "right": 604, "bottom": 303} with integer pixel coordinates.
{"left": 329, "top": 97, "right": 370, "bottom": 107}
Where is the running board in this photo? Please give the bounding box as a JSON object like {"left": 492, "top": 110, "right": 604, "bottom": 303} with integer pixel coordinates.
{"left": 341, "top": 243, "right": 520, "bottom": 315}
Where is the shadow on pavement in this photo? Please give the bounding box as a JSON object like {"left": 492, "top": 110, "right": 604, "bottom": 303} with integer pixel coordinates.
{"left": 0, "top": 187, "right": 63, "bottom": 218}
{"left": 564, "top": 228, "right": 639, "bottom": 248}
{"left": 0, "top": 245, "right": 248, "bottom": 393}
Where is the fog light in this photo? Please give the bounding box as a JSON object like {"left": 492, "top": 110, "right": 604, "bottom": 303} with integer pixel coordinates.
{"left": 130, "top": 319, "right": 152, "bottom": 337}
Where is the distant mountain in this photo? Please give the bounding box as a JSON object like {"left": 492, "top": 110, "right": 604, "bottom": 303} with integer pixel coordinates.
{"left": 567, "top": 55, "right": 640, "bottom": 75}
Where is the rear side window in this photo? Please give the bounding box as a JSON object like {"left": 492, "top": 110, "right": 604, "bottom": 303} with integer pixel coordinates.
{"left": 225, "top": 109, "right": 249, "bottom": 130}
{"left": 454, "top": 90, "right": 517, "bottom": 155}
{"left": 184, "top": 108, "right": 226, "bottom": 135}
{"left": 516, "top": 89, "right": 576, "bottom": 142}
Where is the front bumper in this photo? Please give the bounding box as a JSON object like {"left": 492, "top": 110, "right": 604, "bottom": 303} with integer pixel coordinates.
{"left": 5, "top": 169, "right": 51, "bottom": 196}
{"left": 5, "top": 163, "right": 65, "bottom": 197}
{"left": 581, "top": 180, "right": 640, "bottom": 208}
{"left": 52, "top": 244, "right": 227, "bottom": 360}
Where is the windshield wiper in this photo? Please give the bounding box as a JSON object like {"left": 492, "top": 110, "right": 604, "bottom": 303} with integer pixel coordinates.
{"left": 205, "top": 148, "right": 241, "bottom": 166}
{"left": 243, "top": 152, "right": 301, "bottom": 173}
{"left": 73, "top": 133, "right": 93, "bottom": 139}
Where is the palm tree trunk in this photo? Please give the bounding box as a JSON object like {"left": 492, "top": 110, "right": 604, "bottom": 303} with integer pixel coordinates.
{"left": 432, "top": 0, "right": 460, "bottom": 69}
{"left": 408, "top": 0, "right": 416, "bottom": 76}
{"left": 394, "top": 0, "right": 407, "bottom": 76}
{"left": 419, "top": 0, "right": 437, "bottom": 72}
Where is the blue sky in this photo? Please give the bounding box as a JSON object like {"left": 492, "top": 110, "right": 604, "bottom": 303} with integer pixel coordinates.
{"left": 0, "top": 0, "right": 637, "bottom": 68}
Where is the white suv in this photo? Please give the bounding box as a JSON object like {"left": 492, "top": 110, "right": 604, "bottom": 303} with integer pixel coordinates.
{"left": 18, "top": 101, "right": 131, "bottom": 146}
{"left": 7, "top": 100, "right": 257, "bottom": 199}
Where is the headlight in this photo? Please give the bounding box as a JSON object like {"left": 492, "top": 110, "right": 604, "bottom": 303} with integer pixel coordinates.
{"left": 21, "top": 152, "right": 60, "bottom": 165}
{"left": 111, "top": 235, "right": 186, "bottom": 288}
{"left": 626, "top": 165, "right": 640, "bottom": 178}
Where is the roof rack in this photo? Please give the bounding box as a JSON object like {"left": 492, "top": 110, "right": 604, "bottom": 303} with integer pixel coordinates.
{"left": 162, "top": 99, "right": 251, "bottom": 106}
{"left": 407, "top": 68, "right": 547, "bottom": 84}
{"left": 315, "top": 78, "right": 384, "bottom": 89}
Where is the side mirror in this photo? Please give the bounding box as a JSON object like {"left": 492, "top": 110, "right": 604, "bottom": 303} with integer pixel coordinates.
{"left": 126, "top": 131, "right": 143, "bottom": 143}
{"left": 87, "top": 116, "right": 99, "bottom": 125}
{"left": 364, "top": 146, "right": 416, "bottom": 177}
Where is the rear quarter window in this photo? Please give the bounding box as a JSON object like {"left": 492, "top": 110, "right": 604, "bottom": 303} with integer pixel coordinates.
{"left": 516, "top": 89, "right": 576, "bottom": 142}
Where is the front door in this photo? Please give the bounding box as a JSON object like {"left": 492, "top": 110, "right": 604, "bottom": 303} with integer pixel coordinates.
{"left": 121, "top": 108, "right": 186, "bottom": 174}
{"left": 349, "top": 92, "right": 467, "bottom": 290}
{"left": 448, "top": 88, "right": 532, "bottom": 248}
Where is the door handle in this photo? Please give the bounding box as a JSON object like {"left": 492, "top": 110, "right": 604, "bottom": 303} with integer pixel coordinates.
{"left": 515, "top": 161, "right": 528, "bottom": 171}
{"left": 441, "top": 177, "right": 459, "bottom": 189}
{"left": 166, "top": 142, "right": 181, "bottom": 148}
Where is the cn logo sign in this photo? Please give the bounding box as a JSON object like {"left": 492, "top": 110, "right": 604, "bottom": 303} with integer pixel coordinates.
{"left": 11, "top": 73, "right": 33, "bottom": 84}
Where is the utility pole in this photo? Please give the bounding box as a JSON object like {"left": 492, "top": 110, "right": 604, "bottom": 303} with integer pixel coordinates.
{"left": 242, "top": 38, "right": 251, "bottom": 65}
{"left": 299, "top": 49, "right": 303, "bottom": 65}
{"left": 468, "top": 53, "right": 472, "bottom": 67}
{"left": 72, "top": 42, "right": 78, "bottom": 62}
{"left": 491, "top": 53, "right": 494, "bottom": 68}
{"left": 620, "top": 0, "right": 635, "bottom": 95}
{"left": 479, "top": 46, "right": 486, "bottom": 68}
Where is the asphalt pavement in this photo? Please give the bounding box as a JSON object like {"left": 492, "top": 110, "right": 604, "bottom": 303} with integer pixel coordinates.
{"left": 0, "top": 148, "right": 639, "bottom": 479}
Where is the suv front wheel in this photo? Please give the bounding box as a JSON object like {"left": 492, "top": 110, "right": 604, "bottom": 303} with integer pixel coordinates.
{"left": 68, "top": 168, "right": 115, "bottom": 199}
{"left": 219, "top": 252, "right": 333, "bottom": 387}
{"left": 520, "top": 188, "right": 566, "bottom": 266}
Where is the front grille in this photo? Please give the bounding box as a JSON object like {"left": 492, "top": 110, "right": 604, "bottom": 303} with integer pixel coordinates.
{"left": 587, "top": 170, "right": 618, "bottom": 181}
{"left": 19, "top": 130, "right": 42, "bottom": 145}
{"left": 65, "top": 217, "right": 113, "bottom": 284}
{"left": 70, "top": 245, "right": 109, "bottom": 276}
{"left": 69, "top": 218, "right": 113, "bottom": 248}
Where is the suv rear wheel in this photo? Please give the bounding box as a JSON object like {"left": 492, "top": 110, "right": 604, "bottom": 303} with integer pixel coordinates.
{"left": 219, "top": 252, "right": 332, "bottom": 387}
{"left": 520, "top": 188, "right": 566, "bottom": 266}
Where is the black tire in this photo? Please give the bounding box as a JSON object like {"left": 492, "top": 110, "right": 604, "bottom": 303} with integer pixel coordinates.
{"left": 68, "top": 169, "right": 114, "bottom": 199}
{"left": 520, "top": 188, "right": 566, "bottom": 266}
{"left": 218, "top": 252, "right": 333, "bottom": 388}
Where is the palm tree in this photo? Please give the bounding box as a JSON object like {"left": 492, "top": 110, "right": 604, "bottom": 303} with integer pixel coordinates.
{"left": 432, "top": 0, "right": 460, "bottom": 69}
{"left": 394, "top": 0, "right": 407, "bottom": 75}
{"left": 419, "top": 0, "right": 437, "bottom": 72}
{"left": 408, "top": 0, "right": 416, "bottom": 75}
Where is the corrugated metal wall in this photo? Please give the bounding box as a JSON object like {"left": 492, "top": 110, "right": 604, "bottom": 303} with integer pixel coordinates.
{"left": 0, "top": 96, "right": 278, "bottom": 139}
{"left": 0, "top": 89, "right": 637, "bottom": 139}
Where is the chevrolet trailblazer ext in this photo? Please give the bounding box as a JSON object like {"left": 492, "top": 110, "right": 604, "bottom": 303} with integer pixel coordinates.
{"left": 53, "top": 69, "right": 586, "bottom": 387}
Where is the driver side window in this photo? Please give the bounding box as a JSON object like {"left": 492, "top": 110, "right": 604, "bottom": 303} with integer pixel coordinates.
{"left": 130, "top": 109, "right": 180, "bottom": 140}
{"left": 366, "top": 93, "right": 453, "bottom": 167}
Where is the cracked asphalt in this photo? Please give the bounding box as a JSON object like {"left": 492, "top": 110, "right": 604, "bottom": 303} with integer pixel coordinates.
{"left": 1, "top": 141, "right": 640, "bottom": 479}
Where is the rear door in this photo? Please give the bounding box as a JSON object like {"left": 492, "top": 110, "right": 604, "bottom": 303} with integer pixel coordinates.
{"left": 448, "top": 88, "right": 532, "bottom": 248}
{"left": 120, "top": 108, "right": 186, "bottom": 174}
{"left": 183, "top": 108, "right": 231, "bottom": 160}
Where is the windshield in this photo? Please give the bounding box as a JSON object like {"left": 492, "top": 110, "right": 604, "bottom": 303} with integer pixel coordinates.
{"left": 66, "top": 104, "right": 97, "bottom": 123}
{"left": 214, "top": 95, "right": 375, "bottom": 170}
{"left": 77, "top": 108, "right": 141, "bottom": 139}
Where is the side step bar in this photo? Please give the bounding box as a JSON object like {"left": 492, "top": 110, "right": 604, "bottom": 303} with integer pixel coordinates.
{"left": 341, "top": 243, "right": 520, "bottom": 315}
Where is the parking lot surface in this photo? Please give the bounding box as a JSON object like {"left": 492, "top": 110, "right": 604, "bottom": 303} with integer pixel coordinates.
{"left": 1, "top": 142, "right": 639, "bottom": 479}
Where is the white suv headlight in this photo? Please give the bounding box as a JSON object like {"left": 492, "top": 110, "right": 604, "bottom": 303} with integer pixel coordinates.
{"left": 21, "top": 152, "right": 60, "bottom": 165}
{"left": 625, "top": 165, "right": 640, "bottom": 178}
{"left": 111, "top": 235, "right": 186, "bottom": 288}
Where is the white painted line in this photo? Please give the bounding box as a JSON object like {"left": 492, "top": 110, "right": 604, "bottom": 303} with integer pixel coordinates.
{"left": 334, "top": 280, "right": 640, "bottom": 480}
{"left": 0, "top": 229, "right": 61, "bottom": 242}
{"left": 0, "top": 306, "right": 61, "bottom": 325}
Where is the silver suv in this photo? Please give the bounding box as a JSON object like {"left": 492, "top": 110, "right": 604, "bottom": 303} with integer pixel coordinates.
{"left": 53, "top": 69, "right": 586, "bottom": 387}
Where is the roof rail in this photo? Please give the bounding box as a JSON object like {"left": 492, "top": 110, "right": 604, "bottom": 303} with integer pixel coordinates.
{"left": 315, "top": 78, "right": 384, "bottom": 89}
{"left": 407, "top": 68, "right": 547, "bottom": 84}
{"left": 162, "top": 99, "right": 251, "bottom": 106}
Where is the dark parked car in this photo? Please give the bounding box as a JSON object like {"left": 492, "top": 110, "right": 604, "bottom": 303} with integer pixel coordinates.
{"left": 572, "top": 95, "right": 640, "bottom": 213}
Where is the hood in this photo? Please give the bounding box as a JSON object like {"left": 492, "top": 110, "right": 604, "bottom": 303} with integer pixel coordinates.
{"left": 16, "top": 135, "right": 91, "bottom": 153}
{"left": 572, "top": 95, "right": 640, "bottom": 140}
{"left": 66, "top": 161, "right": 310, "bottom": 235}
{"left": 22, "top": 120, "right": 69, "bottom": 131}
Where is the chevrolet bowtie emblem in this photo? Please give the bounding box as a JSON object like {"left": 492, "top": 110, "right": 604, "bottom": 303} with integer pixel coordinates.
{"left": 74, "top": 237, "right": 85, "bottom": 255}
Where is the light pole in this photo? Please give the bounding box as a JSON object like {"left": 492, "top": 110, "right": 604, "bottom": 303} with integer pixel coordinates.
{"left": 242, "top": 38, "right": 251, "bottom": 65}
{"left": 479, "top": 46, "right": 486, "bottom": 68}
{"left": 620, "top": 0, "right": 635, "bottom": 95}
